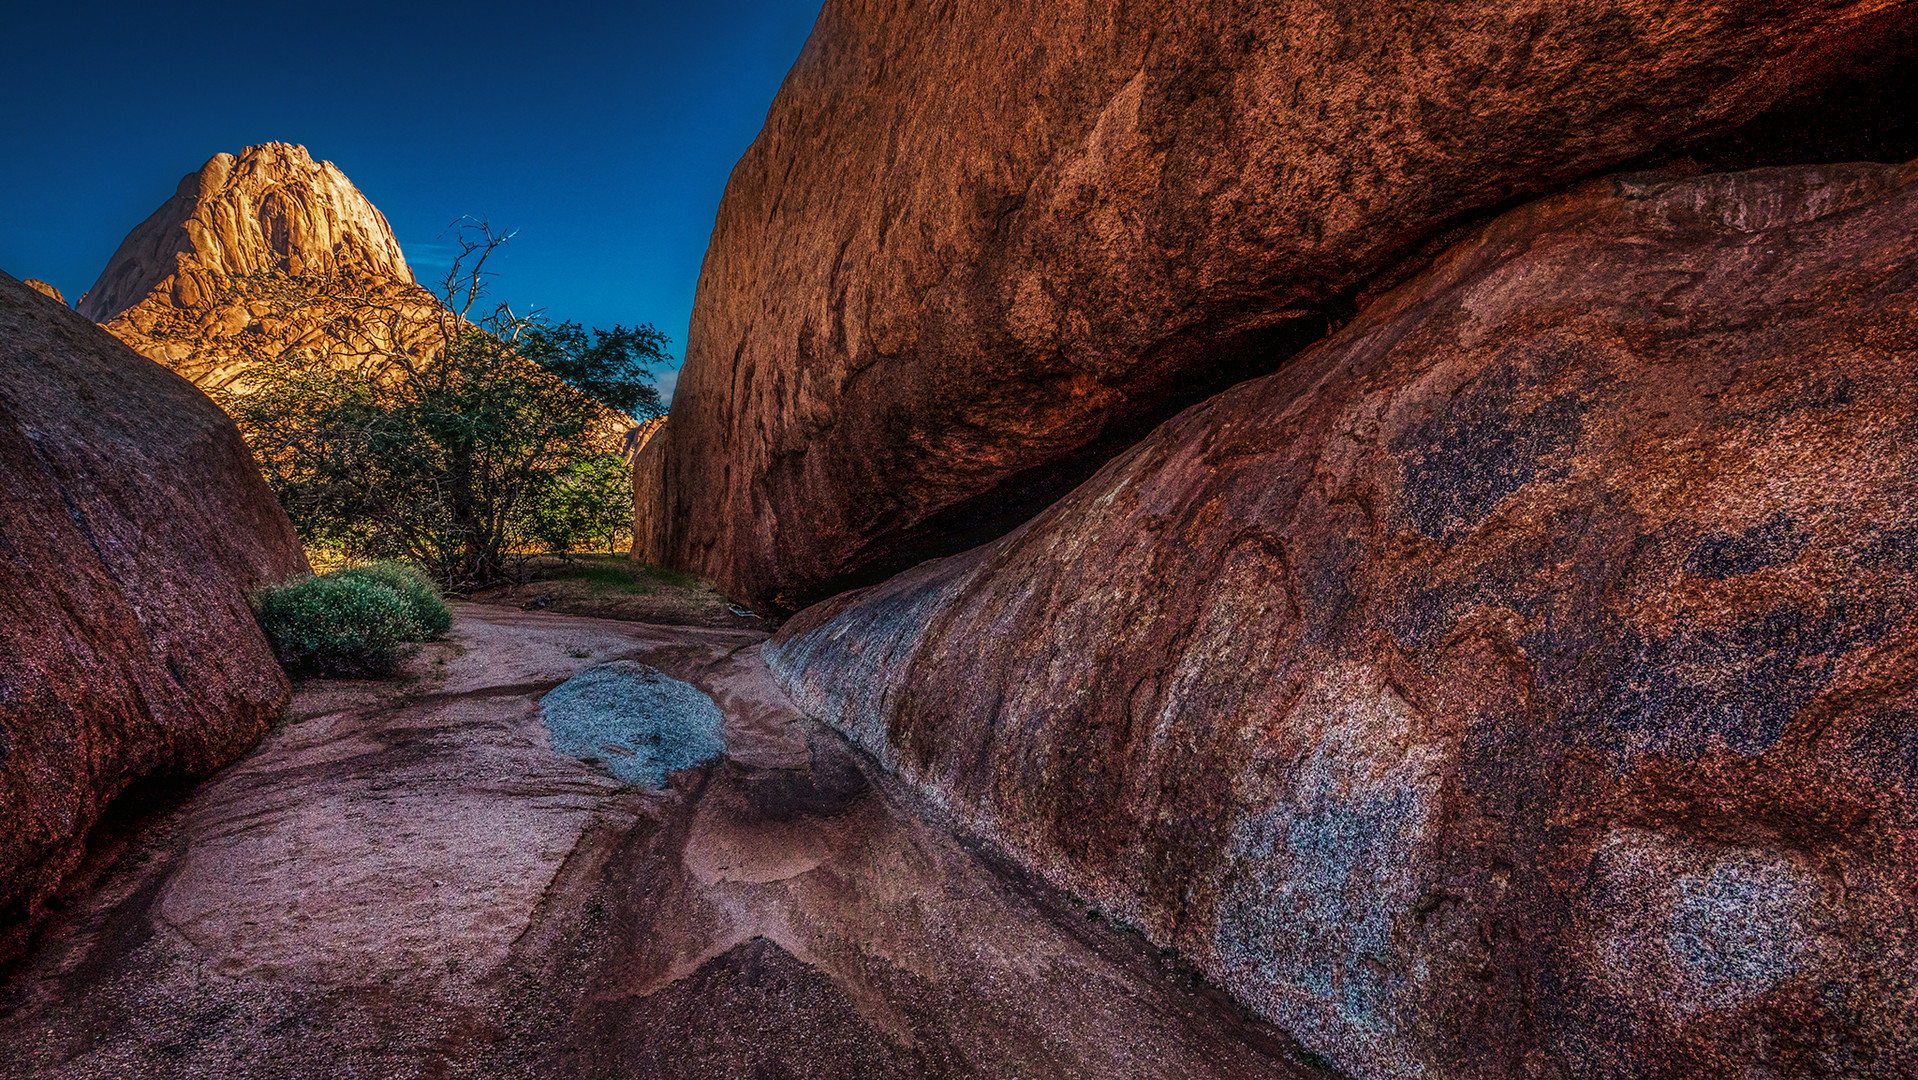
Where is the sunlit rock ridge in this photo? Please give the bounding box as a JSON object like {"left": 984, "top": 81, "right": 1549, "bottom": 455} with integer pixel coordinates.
{"left": 21, "top": 279, "right": 65, "bottom": 306}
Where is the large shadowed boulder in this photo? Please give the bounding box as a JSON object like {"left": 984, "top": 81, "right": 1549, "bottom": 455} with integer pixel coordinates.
{"left": 766, "top": 160, "right": 1918, "bottom": 1078}
{"left": 637, "top": 0, "right": 1918, "bottom": 612}
{"left": 0, "top": 271, "right": 309, "bottom": 963}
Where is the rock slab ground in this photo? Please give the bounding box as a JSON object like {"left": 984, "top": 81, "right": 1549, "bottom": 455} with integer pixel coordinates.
{"left": 0, "top": 604, "right": 1311, "bottom": 1079}
{"left": 767, "top": 160, "right": 1918, "bottom": 1078}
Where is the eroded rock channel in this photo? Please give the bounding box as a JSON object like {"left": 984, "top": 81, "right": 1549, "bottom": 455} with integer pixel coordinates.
{"left": 0, "top": 603, "right": 1308, "bottom": 1079}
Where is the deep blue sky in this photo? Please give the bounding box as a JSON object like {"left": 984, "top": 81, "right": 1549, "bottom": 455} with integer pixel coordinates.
{"left": 0, "top": 0, "right": 824, "bottom": 401}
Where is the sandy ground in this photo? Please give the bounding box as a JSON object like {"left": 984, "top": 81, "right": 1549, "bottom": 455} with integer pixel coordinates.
{"left": 0, "top": 604, "right": 1313, "bottom": 1079}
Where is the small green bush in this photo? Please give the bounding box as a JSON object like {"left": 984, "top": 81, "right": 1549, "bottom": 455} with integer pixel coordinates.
{"left": 254, "top": 570, "right": 438, "bottom": 676}
{"left": 337, "top": 561, "right": 452, "bottom": 637}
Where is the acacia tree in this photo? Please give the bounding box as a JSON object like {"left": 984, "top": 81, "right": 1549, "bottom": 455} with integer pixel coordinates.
{"left": 221, "top": 222, "right": 669, "bottom": 586}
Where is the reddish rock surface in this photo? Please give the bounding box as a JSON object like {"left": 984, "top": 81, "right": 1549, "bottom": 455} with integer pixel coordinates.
{"left": 636, "top": 0, "right": 1918, "bottom": 612}
{"left": 0, "top": 271, "right": 308, "bottom": 965}
{"left": 767, "top": 161, "right": 1918, "bottom": 1078}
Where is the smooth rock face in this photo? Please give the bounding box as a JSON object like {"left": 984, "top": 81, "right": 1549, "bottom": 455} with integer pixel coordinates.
{"left": 767, "top": 161, "right": 1918, "bottom": 1078}
{"left": 637, "top": 0, "right": 1918, "bottom": 612}
{"left": 20, "top": 280, "right": 64, "bottom": 306}
{"left": 0, "top": 271, "right": 308, "bottom": 964}
{"left": 79, "top": 142, "right": 436, "bottom": 389}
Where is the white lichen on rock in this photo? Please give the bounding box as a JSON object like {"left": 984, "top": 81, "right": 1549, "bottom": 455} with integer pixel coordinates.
{"left": 540, "top": 661, "right": 726, "bottom": 787}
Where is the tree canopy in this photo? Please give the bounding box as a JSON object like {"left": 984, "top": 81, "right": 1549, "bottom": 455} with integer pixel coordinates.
{"left": 219, "top": 222, "right": 671, "bottom": 586}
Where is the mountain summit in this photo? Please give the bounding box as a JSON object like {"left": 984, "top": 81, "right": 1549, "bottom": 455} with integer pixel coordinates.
{"left": 80, "top": 143, "right": 411, "bottom": 322}
{"left": 80, "top": 143, "right": 430, "bottom": 388}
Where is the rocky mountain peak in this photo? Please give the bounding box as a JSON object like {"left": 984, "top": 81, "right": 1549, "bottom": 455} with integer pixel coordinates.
{"left": 79, "top": 142, "right": 432, "bottom": 389}
{"left": 77, "top": 142, "right": 413, "bottom": 323}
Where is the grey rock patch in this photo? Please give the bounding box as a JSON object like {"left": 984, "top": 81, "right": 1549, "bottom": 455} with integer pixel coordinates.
{"left": 1587, "top": 828, "right": 1830, "bottom": 1020}
{"left": 1210, "top": 663, "right": 1447, "bottom": 1080}
{"left": 540, "top": 661, "right": 726, "bottom": 787}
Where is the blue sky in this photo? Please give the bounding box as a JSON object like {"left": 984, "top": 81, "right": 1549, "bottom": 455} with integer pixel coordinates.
{"left": 0, "top": 0, "right": 824, "bottom": 402}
